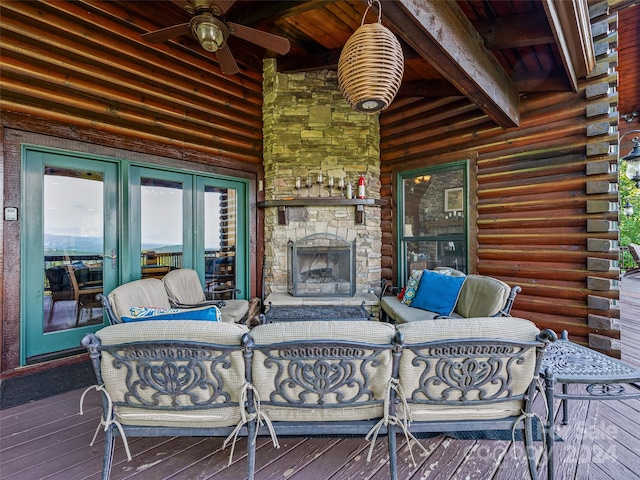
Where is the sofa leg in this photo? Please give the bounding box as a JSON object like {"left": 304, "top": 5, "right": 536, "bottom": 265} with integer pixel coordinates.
{"left": 388, "top": 425, "right": 398, "bottom": 480}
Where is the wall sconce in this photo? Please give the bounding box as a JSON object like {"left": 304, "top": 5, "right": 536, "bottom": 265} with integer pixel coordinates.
{"left": 191, "top": 14, "right": 227, "bottom": 52}
{"left": 621, "top": 112, "right": 638, "bottom": 123}
{"left": 337, "top": 0, "right": 404, "bottom": 114}
{"left": 621, "top": 130, "right": 640, "bottom": 187}
{"left": 623, "top": 199, "right": 634, "bottom": 217}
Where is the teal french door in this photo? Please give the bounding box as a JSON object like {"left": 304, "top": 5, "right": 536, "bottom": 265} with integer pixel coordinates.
{"left": 22, "top": 151, "right": 249, "bottom": 365}
{"left": 128, "top": 166, "right": 248, "bottom": 297}
{"left": 22, "top": 148, "right": 118, "bottom": 364}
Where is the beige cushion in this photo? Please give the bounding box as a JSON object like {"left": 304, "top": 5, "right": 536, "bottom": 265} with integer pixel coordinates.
{"left": 396, "top": 318, "right": 539, "bottom": 421}
{"left": 454, "top": 275, "right": 511, "bottom": 318}
{"left": 162, "top": 268, "right": 207, "bottom": 305}
{"left": 96, "top": 320, "right": 249, "bottom": 427}
{"left": 380, "top": 296, "right": 439, "bottom": 323}
{"left": 250, "top": 321, "right": 396, "bottom": 422}
{"left": 107, "top": 279, "right": 171, "bottom": 322}
{"left": 220, "top": 299, "right": 250, "bottom": 323}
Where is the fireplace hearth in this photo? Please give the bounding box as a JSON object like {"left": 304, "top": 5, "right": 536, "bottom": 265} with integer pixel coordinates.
{"left": 287, "top": 233, "right": 356, "bottom": 297}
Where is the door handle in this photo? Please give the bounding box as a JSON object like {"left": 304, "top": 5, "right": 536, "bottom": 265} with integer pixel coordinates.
{"left": 100, "top": 249, "right": 117, "bottom": 268}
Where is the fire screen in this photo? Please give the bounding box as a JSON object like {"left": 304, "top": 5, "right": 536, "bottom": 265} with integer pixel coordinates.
{"left": 287, "top": 233, "right": 356, "bottom": 297}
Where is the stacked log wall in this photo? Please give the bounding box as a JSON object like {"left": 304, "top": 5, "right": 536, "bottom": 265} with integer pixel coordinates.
{"left": 379, "top": 5, "right": 621, "bottom": 352}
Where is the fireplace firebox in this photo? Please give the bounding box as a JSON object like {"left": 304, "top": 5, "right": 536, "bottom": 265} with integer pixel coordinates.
{"left": 287, "top": 233, "right": 356, "bottom": 296}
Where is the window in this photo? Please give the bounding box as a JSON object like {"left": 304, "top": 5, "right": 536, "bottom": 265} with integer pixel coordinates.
{"left": 398, "top": 162, "right": 468, "bottom": 283}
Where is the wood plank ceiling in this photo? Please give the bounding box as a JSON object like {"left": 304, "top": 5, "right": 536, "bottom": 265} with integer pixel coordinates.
{"left": 1, "top": 0, "right": 596, "bottom": 151}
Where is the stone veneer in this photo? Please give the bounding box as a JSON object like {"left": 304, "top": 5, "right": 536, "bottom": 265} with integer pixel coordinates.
{"left": 262, "top": 58, "right": 382, "bottom": 300}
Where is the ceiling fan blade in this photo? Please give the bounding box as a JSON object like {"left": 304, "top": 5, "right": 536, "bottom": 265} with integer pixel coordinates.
{"left": 216, "top": 44, "right": 239, "bottom": 75}
{"left": 141, "top": 23, "right": 191, "bottom": 43}
{"left": 212, "top": 0, "right": 237, "bottom": 15}
{"left": 227, "top": 22, "right": 290, "bottom": 55}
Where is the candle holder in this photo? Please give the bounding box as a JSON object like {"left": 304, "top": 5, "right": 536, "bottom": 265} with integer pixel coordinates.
{"left": 294, "top": 176, "right": 302, "bottom": 197}
{"left": 327, "top": 176, "right": 335, "bottom": 197}
{"left": 316, "top": 173, "right": 324, "bottom": 197}
{"left": 306, "top": 175, "right": 314, "bottom": 197}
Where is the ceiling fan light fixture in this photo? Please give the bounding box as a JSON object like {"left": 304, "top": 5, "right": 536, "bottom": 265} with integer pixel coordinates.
{"left": 192, "top": 16, "right": 225, "bottom": 52}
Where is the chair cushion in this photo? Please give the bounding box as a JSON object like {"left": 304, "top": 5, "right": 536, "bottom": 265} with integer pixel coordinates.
{"left": 162, "top": 269, "right": 207, "bottom": 305}
{"left": 107, "top": 278, "right": 171, "bottom": 322}
{"left": 220, "top": 299, "right": 250, "bottom": 323}
{"left": 410, "top": 269, "right": 466, "bottom": 316}
{"left": 121, "top": 305, "right": 221, "bottom": 323}
{"left": 454, "top": 275, "right": 511, "bottom": 317}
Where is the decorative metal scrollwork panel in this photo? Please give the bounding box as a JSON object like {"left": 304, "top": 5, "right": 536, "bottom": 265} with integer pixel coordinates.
{"left": 104, "top": 343, "right": 237, "bottom": 409}
{"left": 408, "top": 343, "right": 530, "bottom": 404}
{"left": 259, "top": 344, "right": 388, "bottom": 407}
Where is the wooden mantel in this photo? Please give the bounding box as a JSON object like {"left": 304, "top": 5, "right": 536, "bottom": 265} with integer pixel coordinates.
{"left": 258, "top": 198, "right": 388, "bottom": 224}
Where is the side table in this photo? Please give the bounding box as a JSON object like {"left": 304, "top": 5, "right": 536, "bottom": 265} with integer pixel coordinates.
{"left": 540, "top": 330, "right": 640, "bottom": 480}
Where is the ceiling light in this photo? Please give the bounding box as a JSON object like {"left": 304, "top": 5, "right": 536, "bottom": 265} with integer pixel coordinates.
{"left": 337, "top": 0, "right": 404, "bottom": 114}
{"left": 191, "top": 15, "right": 226, "bottom": 52}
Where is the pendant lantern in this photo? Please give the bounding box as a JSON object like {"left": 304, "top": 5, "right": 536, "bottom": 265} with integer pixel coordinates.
{"left": 337, "top": 0, "right": 404, "bottom": 114}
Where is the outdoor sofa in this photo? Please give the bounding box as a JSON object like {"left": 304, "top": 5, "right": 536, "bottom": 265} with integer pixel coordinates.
{"left": 380, "top": 268, "right": 521, "bottom": 323}
{"left": 81, "top": 317, "right": 555, "bottom": 480}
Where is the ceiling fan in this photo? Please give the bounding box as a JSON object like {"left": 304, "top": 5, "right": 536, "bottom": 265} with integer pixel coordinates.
{"left": 141, "top": 0, "right": 291, "bottom": 75}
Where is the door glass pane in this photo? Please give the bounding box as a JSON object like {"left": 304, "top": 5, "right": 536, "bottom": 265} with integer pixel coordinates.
{"left": 140, "top": 178, "right": 183, "bottom": 278}
{"left": 401, "top": 167, "right": 466, "bottom": 277}
{"left": 204, "top": 186, "right": 238, "bottom": 298}
{"left": 43, "top": 167, "right": 104, "bottom": 332}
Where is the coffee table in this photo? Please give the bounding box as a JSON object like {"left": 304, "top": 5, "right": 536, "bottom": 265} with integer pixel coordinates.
{"left": 540, "top": 330, "right": 640, "bottom": 480}
{"left": 260, "top": 302, "right": 371, "bottom": 323}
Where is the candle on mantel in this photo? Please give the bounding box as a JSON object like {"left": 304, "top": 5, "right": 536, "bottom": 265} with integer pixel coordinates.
{"left": 328, "top": 176, "right": 334, "bottom": 187}
{"left": 317, "top": 172, "right": 323, "bottom": 183}
{"left": 339, "top": 177, "right": 345, "bottom": 188}
{"left": 295, "top": 177, "right": 301, "bottom": 189}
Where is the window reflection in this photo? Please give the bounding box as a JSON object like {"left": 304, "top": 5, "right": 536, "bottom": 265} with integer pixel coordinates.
{"left": 140, "top": 178, "right": 183, "bottom": 278}
{"left": 401, "top": 167, "right": 467, "bottom": 277}
{"left": 43, "top": 167, "right": 104, "bottom": 332}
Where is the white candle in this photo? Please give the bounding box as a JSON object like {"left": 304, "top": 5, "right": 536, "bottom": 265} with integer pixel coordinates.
{"left": 328, "top": 176, "right": 334, "bottom": 187}
{"left": 339, "top": 177, "right": 345, "bottom": 188}
{"left": 295, "top": 177, "right": 301, "bottom": 188}
{"left": 317, "top": 172, "right": 323, "bottom": 183}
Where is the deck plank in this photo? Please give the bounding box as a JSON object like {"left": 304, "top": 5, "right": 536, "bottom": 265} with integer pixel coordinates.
{"left": 2, "top": 279, "right": 640, "bottom": 480}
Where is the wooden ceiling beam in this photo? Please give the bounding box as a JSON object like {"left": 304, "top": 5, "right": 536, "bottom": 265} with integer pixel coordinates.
{"left": 542, "top": 0, "right": 596, "bottom": 92}
{"left": 473, "top": 12, "right": 555, "bottom": 49}
{"left": 379, "top": 0, "right": 520, "bottom": 128}
{"left": 226, "top": 1, "right": 339, "bottom": 26}
{"left": 396, "top": 80, "right": 463, "bottom": 99}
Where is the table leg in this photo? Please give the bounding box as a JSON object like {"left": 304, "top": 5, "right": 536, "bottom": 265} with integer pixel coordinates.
{"left": 545, "top": 370, "right": 556, "bottom": 480}
{"left": 561, "top": 383, "right": 569, "bottom": 425}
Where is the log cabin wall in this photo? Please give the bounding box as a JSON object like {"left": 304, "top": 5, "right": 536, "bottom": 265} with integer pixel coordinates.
{"left": 0, "top": 0, "right": 265, "bottom": 375}
{"left": 379, "top": 6, "right": 621, "bottom": 354}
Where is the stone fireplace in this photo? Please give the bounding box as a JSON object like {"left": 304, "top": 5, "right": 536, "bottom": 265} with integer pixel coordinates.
{"left": 261, "top": 59, "right": 382, "bottom": 307}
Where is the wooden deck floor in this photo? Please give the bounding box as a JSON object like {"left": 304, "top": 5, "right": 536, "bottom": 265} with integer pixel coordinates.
{"left": 2, "top": 279, "right": 640, "bottom": 480}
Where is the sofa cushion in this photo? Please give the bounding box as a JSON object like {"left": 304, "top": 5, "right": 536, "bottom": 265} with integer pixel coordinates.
{"left": 410, "top": 270, "right": 466, "bottom": 316}
{"left": 95, "top": 320, "right": 249, "bottom": 427}
{"left": 121, "top": 305, "right": 221, "bottom": 323}
{"left": 249, "top": 321, "right": 396, "bottom": 422}
{"left": 380, "top": 296, "right": 439, "bottom": 323}
{"left": 454, "top": 275, "right": 511, "bottom": 318}
{"left": 396, "top": 318, "right": 540, "bottom": 421}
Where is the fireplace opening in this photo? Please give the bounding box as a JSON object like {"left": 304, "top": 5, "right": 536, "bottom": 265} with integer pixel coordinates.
{"left": 287, "top": 233, "right": 356, "bottom": 297}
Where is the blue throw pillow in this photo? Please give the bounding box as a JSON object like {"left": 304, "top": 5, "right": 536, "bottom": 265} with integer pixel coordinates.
{"left": 122, "top": 306, "right": 221, "bottom": 323}
{"left": 410, "top": 269, "right": 466, "bottom": 315}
